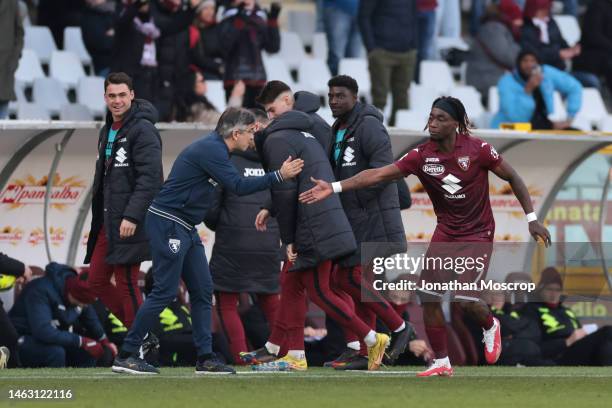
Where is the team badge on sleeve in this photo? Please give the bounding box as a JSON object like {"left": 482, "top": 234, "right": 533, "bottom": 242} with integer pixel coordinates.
{"left": 490, "top": 145, "right": 499, "bottom": 160}
{"left": 168, "top": 238, "right": 181, "bottom": 254}
{"left": 457, "top": 156, "right": 470, "bottom": 171}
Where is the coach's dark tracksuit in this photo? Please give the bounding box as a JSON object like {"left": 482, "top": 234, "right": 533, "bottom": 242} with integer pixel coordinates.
{"left": 255, "top": 110, "right": 375, "bottom": 351}
{"left": 0, "top": 253, "right": 25, "bottom": 367}
{"left": 330, "top": 102, "right": 407, "bottom": 350}
{"left": 121, "top": 132, "right": 286, "bottom": 358}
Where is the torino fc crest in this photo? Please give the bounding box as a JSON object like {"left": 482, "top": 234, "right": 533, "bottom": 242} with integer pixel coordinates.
{"left": 457, "top": 156, "right": 470, "bottom": 171}
{"left": 168, "top": 238, "right": 181, "bottom": 254}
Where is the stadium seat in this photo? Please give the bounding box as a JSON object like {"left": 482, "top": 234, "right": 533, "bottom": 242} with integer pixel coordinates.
{"left": 50, "top": 50, "right": 87, "bottom": 90}
{"left": 298, "top": 58, "right": 332, "bottom": 98}
{"left": 395, "top": 109, "right": 429, "bottom": 130}
{"left": 14, "top": 49, "right": 45, "bottom": 88}
{"left": 553, "top": 15, "right": 581, "bottom": 47}
{"left": 64, "top": 26, "right": 93, "bottom": 68}
{"left": 312, "top": 32, "right": 328, "bottom": 60}
{"left": 487, "top": 86, "right": 499, "bottom": 114}
{"left": 205, "top": 80, "right": 227, "bottom": 112}
{"left": 317, "top": 107, "right": 334, "bottom": 125}
{"left": 263, "top": 55, "right": 296, "bottom": 89}
{"left": 8, "top": 85, "right": 27, "bottom": 116}
{"left": 287, "top": 9, "right": 316, "bottom": 47}
{"left": 60, "top": 104, "right": 94, "bottom": 121}
{"left": 575, "top": 88, "right": 608, "bottom": 128}
{"left": 32, "top": 77, "right": 69, "bottom": 116}
{"left": 419, "top": 60, "right": 455, "bottom": 94}
{"left": 24, "top": 25, "right": 57, "bottom": 65}
{"left": 280, "top": 31, "right": 307, "bottom": 71}
{"left": 571, "top": 115, "right": 592, "bottom": 131}
{"left": 409, "top": 83, "right": 442, "bottom": 114}
{"left": 549, "top": 91, "right": 566, "bottom": 121}
{"left": 600, "top": 115, "right": 612, "bottom": 132}
{"left": 17, "top": 102, "right": 51, "bottom": 120}
{"left": 76, "top": 76, "right": 106, "bottom": 118}
{"left": 449, "top": 86, "right": 486, "bottom": 127}
{"left": 338, "top": 58, "right": 371, "bottom": 101}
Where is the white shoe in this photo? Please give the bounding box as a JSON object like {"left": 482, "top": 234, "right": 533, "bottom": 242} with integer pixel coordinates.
{"left": 0, "top": 346, "right": 10, "bottom": 369}
{"left": 483, "top": 317, "right": 502, "bottom": 364}
{"left": 416, "top": 357, "right": 454, "bottom": 377}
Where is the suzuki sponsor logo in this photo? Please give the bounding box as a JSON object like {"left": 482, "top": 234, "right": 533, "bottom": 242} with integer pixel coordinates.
{"left": 441, "top": 174, "right": 463, "bottom": 195}
{"left": 423, "top": 164, "right": 445, "bottom": 176}
{"left": 342, "top": 146, "right": 356, "bottom": 167}
{"left": 114, "top": 147, "right": 129, "bottom": 167}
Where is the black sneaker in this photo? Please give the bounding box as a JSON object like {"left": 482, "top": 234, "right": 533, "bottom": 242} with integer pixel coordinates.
{"left": 239, "top": 347, "right": 276, "bottom": 365}
{"left": 112, "top": 355, "right": 160, "bottom": 375}
{"left": 323, "top": 348, "right": 360, "bottom": 368}
{"left": 196, "top": 354, "right": 236, "bottom": 375}
{"left": 384, "top": 321, "right": 416, "bottom": 365}
{"left": 334, "top": 355, "right": 368, "bottom": 371}
{"left": 140, "top": 332, "right": 160, "bottom": 367}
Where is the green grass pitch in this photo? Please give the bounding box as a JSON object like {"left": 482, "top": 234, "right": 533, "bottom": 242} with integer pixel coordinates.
{"left": 1, "top": 366, "right": 612, "bottom": 408}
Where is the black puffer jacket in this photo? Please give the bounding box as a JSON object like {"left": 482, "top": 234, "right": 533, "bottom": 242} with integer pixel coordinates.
{"left": 255, "top": 111, "right": 356, "bottom": 272}
{"left": 573, "top": 0, "right": 612, "bottom": 75}
{"left": 294, "top": 91, "right": 332, "bottom": 156}
{"left": 331, "top": 103, "right": 406, "bottom": 267}
{"left": 204, "top": 149, "right": 281, "bottom": 294}
{"left": 85, "top": 99, "right": 163, "bottom": 265}
{"left": 358, "top": 0, "right": 418, "bottom": 53}
{"left": 520, "top": 18, "right": 568, "bottom": 70}
{"left": 218, "top": 5, "right": 280, "bottom": 86}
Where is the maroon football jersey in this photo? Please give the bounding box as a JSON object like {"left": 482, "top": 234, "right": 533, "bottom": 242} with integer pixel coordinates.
{"left": 395, "top": 133, "right": 503, "bottom": 238}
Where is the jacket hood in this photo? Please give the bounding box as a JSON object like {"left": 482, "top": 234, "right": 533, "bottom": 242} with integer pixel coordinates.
{"left": 337, "top": 102, "right": 383, "bottom": 131}
{"left": 255, "top": 110, "right": 313, "bottom": 158}
{"left": 105, "top": 98, "right": 159, "bottom": 128}
{"left": 44, "top": 262, "right": 78, "bottom": 298}
{"left": 232, "top": 147, "right": 261, "bottom": 162}
{"left": 293, "top": 91, "right": 321, "bottom": 114}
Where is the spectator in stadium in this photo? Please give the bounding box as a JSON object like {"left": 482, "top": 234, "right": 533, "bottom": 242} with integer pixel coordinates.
{"left": 111, "top": 0, "right": 162, "bottom": 104}
{"left": 520, "top": 0, "right": 580, "bottom": 71}
{"left": 522, "top": 267, "right": 612, "bottom": 366}
{"left": 37, "top": 0, "right": 83, "bottom": 48}
{"left": 491, "top": 49, "right": 582, "bottom": 129}
{"left": 218, "top": 0, "right": 281, "bottom": 108}
{"left": 172, "top": 69, "right": 220, "bottom": 123}
{"left": 9, "top": 263, "right": 118, "bottom": 368}
{"left": 0, "top": 253, "right": 32, "bottom": 368}
{"left": 112, "top": 108, "right": 303, "bottom": 375}
{"left": 203, "top": 110, "right": 281, "bottom": 365}
{"left": 81, "top": 0, "right": 116, "bottom": 77}
{"left": 415, "top": 0, "right": 437, "bottom": 82}
{"left": 189, "top": 0, "right": 223, "bottom": 80}
{"left": 466, "top": 0, "right": 522, "bottom": 102}
{"left": 358, "top": 0, "right": 418, "bottom": 126}
{"left": 85, "top": 73, "right": 163, "bottom": 330}
{"left": 322, "top": 75, "right": 413, "bottom": 370}
{"left": 241, "top": 101, "right": 391, "bottom": 372}
{"left": 322, "top": 0, "right": 362, "bottom": 76}
{"left": 572, "top": 0, "right": 612, "bottom": 97}
{"left": 0, "top": 0, "right": 24, "bottom": 120}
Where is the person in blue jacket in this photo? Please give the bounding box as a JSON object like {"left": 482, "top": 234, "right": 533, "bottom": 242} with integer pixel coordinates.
{"left": 9, "top": 263, "right": 116, "bottom": 368}
{"left": 112, "top": 107, "right": 304, "bottom": 375}
{"left": 491, "top": 49, "right": 582, "bottom": 130}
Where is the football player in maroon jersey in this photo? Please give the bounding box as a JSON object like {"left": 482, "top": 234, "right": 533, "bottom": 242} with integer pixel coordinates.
{"left": 299, "top": 96, "right": 551, "bottom": 376}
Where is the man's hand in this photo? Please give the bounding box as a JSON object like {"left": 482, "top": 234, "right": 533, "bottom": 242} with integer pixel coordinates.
{"left": 409, "top": 340, "right": 433, "bottom": 362}
{"left": 552, "top": 120, "right": 572, "bottom": 130}
{"left": 17, "top": 265, "right": 33, "bottom": 284}
{"left": 286, "top": 243, "right": 297, "bottom": 263}
{"left": 566, "top": 328, "right": 587, "bottom": 347}
{"left": 81, "top": 337, "right": 105, "bottom": 359}
{"left": 269, "top": 2, "right": 281, "bottom": 20}
{"left": 299, "top": 177, "right": 333, "bottom": 204}
{"left": 279, "top": 156, "right": 304, "bottom": 180}
{"left": 529, "top": 220, "right": 551, "bottom": 247}
{"left": 255, "top": 209, "right": 270, "bottom": 232}
{"left": 119, "top": 219, "right": 137, "bottom": 239}
{"left": 524, "top": 71, "right": 543, "bottom": 93}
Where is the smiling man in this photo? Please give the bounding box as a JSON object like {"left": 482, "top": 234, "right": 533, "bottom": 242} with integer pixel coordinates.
{"left": 85, "top": 72, "right": 163, "bottom": 335}
{"left": 112, "top": 107, "right": 304, "bottom": 375}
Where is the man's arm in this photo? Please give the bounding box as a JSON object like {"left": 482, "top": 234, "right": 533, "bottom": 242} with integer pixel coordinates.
{"left": 299, "top": 164, "right": 403, "bottom": 204}
{"left": 357, "top": 0, "right": 377, "bottom": 52}
{"left": 491, "top": 161, "right": 551, "bottom": 246}
{"left": 26, "top": 290, "right": 81, "bottom": 348}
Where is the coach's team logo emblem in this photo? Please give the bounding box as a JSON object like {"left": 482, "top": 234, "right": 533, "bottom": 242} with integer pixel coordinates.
{"left": 423, "top": 164, "right": 445, "bottom": 176}
{"left": 458, "top": 156, "right": 470, "bottom": 171}
{"left": 168, "top": 238, "right": 181, "bottom": 254}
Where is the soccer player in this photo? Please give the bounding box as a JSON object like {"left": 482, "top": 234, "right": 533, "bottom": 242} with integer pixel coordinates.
{"left": 112, "top": 108, "right": 304, "bottom": 375}
{"left": 241, "top": 107, "right": 390, "bottom": 372}
{"left": 299, "top": 96, "right": 551, "bottom": 376}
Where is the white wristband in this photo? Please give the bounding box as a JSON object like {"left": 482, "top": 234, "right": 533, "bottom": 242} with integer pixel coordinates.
{"left": 526, "top": 212, "right": 537, "bottom": 223}
{"left": 331, "top": 182, "right": 343, "bottom": 193}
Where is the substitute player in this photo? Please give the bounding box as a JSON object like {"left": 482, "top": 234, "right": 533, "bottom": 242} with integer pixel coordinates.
{"left": 299, "top": 96, "right": 551, "bottom": 376}
{"left": 112, "top": 108, "right": 304, "bottom": 375}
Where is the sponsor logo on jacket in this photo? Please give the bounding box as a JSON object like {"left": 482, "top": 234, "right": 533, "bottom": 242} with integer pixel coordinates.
{"left": 244, "top": 168, "right": 265, "bottom": 177}
{"left": 342, "top": 146, "right": 356, "bottom": 167}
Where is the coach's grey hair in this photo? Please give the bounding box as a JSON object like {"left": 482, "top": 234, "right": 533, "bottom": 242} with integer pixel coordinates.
{"left": 215, "top": 107, "right": 256, "bottom": 139}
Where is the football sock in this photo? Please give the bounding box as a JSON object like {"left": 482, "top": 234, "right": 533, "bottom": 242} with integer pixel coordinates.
{"left": 425, "top": 325, "right": 448, "bottom": 359}
{"left": 393, "top": 321, "right": 406, "bottom": 332}
{"left": 364, "top": 331, "right": 377, "bottom": 347}
{"left": 483, "top": 313, "right": 495, "bottom": 331}
{"left": 265, "top": 342, "right": 280, "bottom": 356}
{"left": 287, "top": 350, "right": 305, "bottom": 360}
{"left": 347, "top": 341, "right": 360, "bottom": 351}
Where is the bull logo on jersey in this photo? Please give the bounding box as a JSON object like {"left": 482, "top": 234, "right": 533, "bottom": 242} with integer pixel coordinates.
{"left": 457, "top": 156, "right": 470, "bottom": 171}
{"left": 423, "top": 164, "right": 445, "bottom": 176}
{"left": 168, "top": 238, "right": 181, "bottom": 254}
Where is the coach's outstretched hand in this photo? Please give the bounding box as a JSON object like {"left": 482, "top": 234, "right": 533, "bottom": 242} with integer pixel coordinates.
{"left": 529, "top": 221, "right": 551, "bottom": 247}
{"left": 299, "top": 177, "right": 333, "bottom": 204}
{"left": 279, "top": 156, "right": 304, "bottom": 180}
